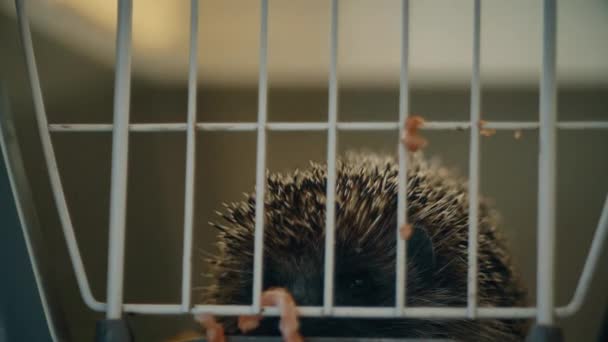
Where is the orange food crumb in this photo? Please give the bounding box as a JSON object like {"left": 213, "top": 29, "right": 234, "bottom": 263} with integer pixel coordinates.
{"left": 192, "top": 288, "right": 303, "bottom": 341}
{"left": 195, "top": 314, "right": 225, "bottom": 342}
{"left": 402, "top": 115, "right": 427, "bottom": 152}
{"left": 261, "top": 288, "right": 303, "bottom": 342}
{"left": 236, "top": 288, "right": 303, "bottom": 342}
{"left": 478, "top": 120, "right": 496, "bottom": 137}
{"left": 399, "top": 223, "right": 413, "bottom": 240}
{"left": 514, "top": 129, "right": 523, "bottom": 140}
{"left": 403, "top": 135, "right": 428, "bottom": 152}
{"left": 405, "top": 115, "right": 425, "bottom": 132}
{"left": 238, "top": 315, "right": 261, "bottom": 333}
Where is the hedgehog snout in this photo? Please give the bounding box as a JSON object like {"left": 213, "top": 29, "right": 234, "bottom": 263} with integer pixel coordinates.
{"left": 285, "top": 274, "right": 323, "bottom": 306}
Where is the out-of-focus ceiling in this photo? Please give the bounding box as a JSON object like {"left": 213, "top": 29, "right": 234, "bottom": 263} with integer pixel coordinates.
{"left": 1, "top": 0, "right": 607, "bottom": 87}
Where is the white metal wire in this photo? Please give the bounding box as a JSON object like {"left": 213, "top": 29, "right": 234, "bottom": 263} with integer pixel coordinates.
{"left": 84, "top": 304, "right": 560, "bottom": 319}
{"left": 536, "top": 0, "right": 557, "bottom": 326}
{"left": 251, "top": 0, "right": 269, "bottom": 313}
{"left": 466, "top": 0, "right": 481, "bottom": 319}
{"left": 395, "top": 0, "right": 410, "bottom": 313}
{"left": 180, "top": 0, "right": 199, "bottom": 312}
{"left": 189, "top": 306, "right": 544, "bottom": 319}
{"left": 14, "top": 0, "right": 105, "bottom": 312}
{"left": 118, "top": 187, "right": 608, "bottom": 319}
{"left": 32, "top": 191, "right": 605, "bottom": 318}
{"left": 105, "top": 0, "right": 133, "bottom": 319}
{"left": 13, "top": 0, "right": 608, "bottom": 325}
{"left": 47, "top": 121, "right": 608, "bottom": 133}
{"left": 323, "top": 0, "right": 339, "bottom": 315}
{"left": 15, "top": 190, "right": 603, "bottom": 319}
{"left": 559, "top": 194, "right": 608, "bottom": 316}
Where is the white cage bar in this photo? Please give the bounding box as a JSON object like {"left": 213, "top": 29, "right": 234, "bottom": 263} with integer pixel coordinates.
{"left": 395, "top": 0, "right": 410, "bottom": 313}
{"left": 323, "top": 0, "right": 339, "bottom": 315}
{"left": 536, "top": 0, "right": 558, "bottom": 326}
{"left": 47, "top": 120, "right": 608, "bottom": 133}
{"left": 466, "top": 0, "right": 481, "bottom": 319}
{"left": 251, "top": 0, "right": 270, "bottom": 314}
{"left": 105, "top": 0, "right": 133, "bottom": 320}
{"left": 180, "top": 0, "right": 199, "bottom": 312}
{"left": 15, "top": 0, "right": 105, "bottom": 312}
{"left": 12, "top": 0, "right": 608, "bottom": 328}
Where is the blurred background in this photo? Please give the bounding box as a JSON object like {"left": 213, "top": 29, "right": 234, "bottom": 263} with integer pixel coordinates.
{"left": 0, "top": 0, "right": 607, "bottom": 341}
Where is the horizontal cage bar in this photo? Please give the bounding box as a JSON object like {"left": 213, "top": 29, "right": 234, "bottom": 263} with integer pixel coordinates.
{"left": 77, "top": 303, "right": 590, "bottom": 320}
{"left": 71, "top": 192, "right": 606, "bottom": 319}
{"left": 47, "top": 121, "right": 608, "bottom": 132}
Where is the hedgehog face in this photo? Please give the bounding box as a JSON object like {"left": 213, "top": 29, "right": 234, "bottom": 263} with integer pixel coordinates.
{"left": 241, "top": 244, "right": 386, "bottom": 308}
{"left": 221, "top": 223, "right": 440, "bottom": 338}
{"left": 257, "top": 223, "right": 436, "bottom": 308}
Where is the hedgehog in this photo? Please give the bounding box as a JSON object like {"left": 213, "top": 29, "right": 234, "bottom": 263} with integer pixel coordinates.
{"left": 200, "top": 153, "right": 529, "bottom": 341}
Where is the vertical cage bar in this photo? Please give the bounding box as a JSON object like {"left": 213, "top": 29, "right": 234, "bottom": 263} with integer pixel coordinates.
{"left": 106, "top": 0, "right": 133, "bottom": 319}
{"left": 467, "top": 0, "right": 481, "bottom": 318}
{"left": 395, "top": 0, "right": 410, "bottom": 313}
{"left": 252, "top": 0, "right": 269, "bottom": 313}
{"left": 537, "top": 0, "right": 558, "bottom": 326}
{"left": 14, "top": 0, "right": 104, "bottom": 311}
{"left": 562, "top": 194, "right": 608, "bottom": 314}
{"left": 323, "top": 0, "right": 339, "bottom": 314}
{"left": 181, "top": 0, "right": 199, "bottom": 312}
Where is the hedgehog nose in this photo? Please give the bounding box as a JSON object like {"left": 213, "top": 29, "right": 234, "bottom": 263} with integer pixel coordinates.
{"left": 288, "top": 277, "right": 322, "bottom": 306}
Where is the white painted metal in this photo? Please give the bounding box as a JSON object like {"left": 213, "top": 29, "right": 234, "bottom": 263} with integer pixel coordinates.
{"left": 559, "top": 194, "right": 608, "bottom": 315}
{"left": 41, "top": 191, "right": 608, "bottom": 318}
{"left": 251, "top": 0, "right": 269, "bottom": 313}
{"left": 536, "top": 0, "right": 557, "bottom": 326}
{"left": 69, "top": 195, "right": 608, "bottom": 319}
{"left": 14, "top": 0, "right": 105, "bottom": 312}
{"left": 13, "top": 0, "right": 608, "bottom": 327}
{"left": 323, "top": 0, "right": 339, "bottom": 315}
{"left": 467, "top": 0, "right": 481, "bottom": 319}
{"left": 395, "top": 0, "right": 410, "bottom": 314}
{"left": 557, "top": 121, "right": 608, "bottom": 129}
{"left": 106, "top": 0, "right": 133, "bottom": 319}
{"left": 180, "top": 0, "right": 199, "bottom": 312}
{"left": 48, "top": 121, "right": 608, "bottom": 133}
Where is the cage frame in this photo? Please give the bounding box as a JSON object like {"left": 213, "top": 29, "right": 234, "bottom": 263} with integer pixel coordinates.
{"left": 4, "top": 0, "right": 608, "bottom": 341}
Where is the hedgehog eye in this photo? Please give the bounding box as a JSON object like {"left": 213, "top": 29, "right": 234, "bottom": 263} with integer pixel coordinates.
{"left": 349, "top": 278, "right": 366, "bottom": 290}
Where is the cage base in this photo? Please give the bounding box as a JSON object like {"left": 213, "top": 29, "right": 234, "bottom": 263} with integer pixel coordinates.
{"left": 526, "top": 324, "right": 563, "bottom": 342}
{"left": 95, "top": 318, "right": 133, "bottom": 342}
